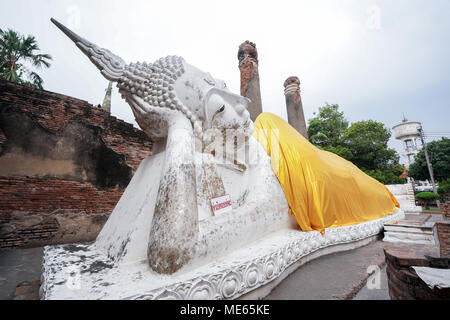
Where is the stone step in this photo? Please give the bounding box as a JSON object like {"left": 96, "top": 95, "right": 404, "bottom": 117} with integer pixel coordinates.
{"left": 383, "top": 230, "right": 435, "bottom": 245}
{"left": 384, "top": 225, "right": 434, "bottom": 235}
{"left": 383, "top": 214, "right": 438, "bottom": 245}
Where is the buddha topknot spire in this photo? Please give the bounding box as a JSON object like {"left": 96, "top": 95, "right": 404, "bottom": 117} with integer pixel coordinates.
{"left": 51, "top": 18, "right": 125, "bottom": 81}
{"left": 50, "top": 18, "right": 194, "bottom": 129}
{"left": 51, "top": 18, "right": 251, "bottom": 142}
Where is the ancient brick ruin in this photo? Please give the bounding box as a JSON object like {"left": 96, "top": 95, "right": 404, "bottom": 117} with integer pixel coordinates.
{"left": 283, "top": 76, "right": 308, "bottom": 139}
{"left": 437, "top": 203, "right": 450, "bottom": 258}
{"left": 0, "top": 79, "right": 152, "bottom": 248}
{"left": 238, "top": 41, "right": 263, "bottom": 122}
{"left": 383, "top": 206, "right": 450, "bottom": 299}
{"left": 384, "top": 242, "right": 450, "bottom": 299}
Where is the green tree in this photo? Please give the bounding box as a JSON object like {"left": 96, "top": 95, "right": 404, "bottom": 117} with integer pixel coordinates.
{"left": 308, "top": 103, "right": 348, "bottom": 147}
{"left": 437, "top": 178, "right": 450, "bottom": 202}
{"left": 362, "top": 166, "right": 406, "bottom": 185}
{"left": 344, "top": 120, "right": 399, "bottom": 171}
{"left": 344, "top": 121, "right": 405, "bottom": 185}
{"left": 307, "top": 104, "right": 406, "bottom": 185}
{"left": 0, "top": 28, "right": 52, "bottom": 89}
{"left": 322, "top": 145, "right": 353, "bottom": 161}
{"left": 415, "top": 192, "right": 439, "bottom": 209}
{"left": 408, "top": 137, "right": 450, "bottom": 182}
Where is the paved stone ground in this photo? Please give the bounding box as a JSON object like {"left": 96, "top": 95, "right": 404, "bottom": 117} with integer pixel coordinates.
{"left": 0, "top": 241, "right": 389, "bottom": 300}
{"left": 265, "top": 240, "right": 389, "bottom": 300}
{"left": 352, "top": 265, "right": 390, "bottom": 300}
{"left": 0, "top": 247, "right": 43, "bottom": 300}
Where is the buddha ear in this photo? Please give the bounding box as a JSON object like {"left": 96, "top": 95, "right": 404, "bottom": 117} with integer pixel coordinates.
{"left": 240, "top": 96, "right": 251, "bottom": 108}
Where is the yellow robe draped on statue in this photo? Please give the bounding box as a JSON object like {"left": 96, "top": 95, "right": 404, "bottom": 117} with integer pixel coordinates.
{"left": 253, "top": 112, "right": 399, "bottom": 234}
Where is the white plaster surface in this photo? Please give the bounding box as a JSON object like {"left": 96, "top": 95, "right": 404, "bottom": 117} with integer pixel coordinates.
{"left": 91, "top": 134, "right": 295, "bottom": 272}
{"left": 386, "top": 183, "right": 422, "bottom": 214}
{"left": 383, "top": 231, "right": 436, "bottom": 245}
{"left": 383, "top": 216, "right": 437, "bottom": 245}
{"left": 95, "top": 152, "right": 165, "bottom": 265}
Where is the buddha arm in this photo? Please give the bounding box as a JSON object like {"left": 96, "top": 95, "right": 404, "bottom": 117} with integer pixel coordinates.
{"left": 147, "top": 114, "right": 199, "bottom": 274}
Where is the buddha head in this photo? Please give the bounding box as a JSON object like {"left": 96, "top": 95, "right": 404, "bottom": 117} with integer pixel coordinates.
{"left": 117, "top": 56, "right": 254, "bottom": 140}
{"left": 51, "top": 18, "right": 254, "bottom": 141}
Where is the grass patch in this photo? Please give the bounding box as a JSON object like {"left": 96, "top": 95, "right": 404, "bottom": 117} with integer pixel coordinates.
{"left": 422, "top": 209, "right": 442, "bottom": 213}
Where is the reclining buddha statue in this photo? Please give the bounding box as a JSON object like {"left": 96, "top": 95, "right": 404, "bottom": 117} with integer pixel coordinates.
{"left": 42, "top": 19, "right": 402, "bottom": 299}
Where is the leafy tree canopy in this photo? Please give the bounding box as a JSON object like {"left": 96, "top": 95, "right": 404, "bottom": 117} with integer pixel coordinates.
{"left": 308, "top": 103, "right": 348, "bottom": 148}
{"left": 307, "top": 103, "right": 405, "bottom": 185}
{"left": 438, "top": 178, "right": 450, "bottom": 194}
{"left": 437, "top": 178, "right": 450, "bottom": 202}
{"left": 408, "top": 137, "right": 450, "bottom": 182}
{"left": 0, "top": 28, "right": 52, "bottom": 89}
{"left": 344, "top": 120, "right": 399, "bottom": 171}
{"left": 415, "top": 192, "right": 439, "bottom": 209}
{"left": 415, "top": 192, "right": 439, "bottom": 200}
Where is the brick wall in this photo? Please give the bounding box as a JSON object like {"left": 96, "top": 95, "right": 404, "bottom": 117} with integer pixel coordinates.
{"left": 441, "top": 202, "right": 450, "bottom": 220}
{"left": 0, "top": 80, "right": 153, "bottom": 248}
{"left": 384, "top": 243, "right": 450, "bottom": 300}
{"left": 438, "top": 202, "right": 450, "bottom": 258}
{"left": 436, "top": 222, "right": 450, "bottom": 258}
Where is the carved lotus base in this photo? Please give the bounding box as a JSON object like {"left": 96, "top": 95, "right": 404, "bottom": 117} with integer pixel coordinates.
{"left": 40, "top": 210, "right": 404, "bottom": 300}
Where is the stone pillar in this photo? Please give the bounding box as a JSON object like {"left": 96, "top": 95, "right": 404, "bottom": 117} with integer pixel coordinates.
{"left": 238, "top": 41, "right": 262, "bottom": 122}
{"left": 284, "top": 76, "right": 308, "bottom": 139}
{"left": 101, "top": 81, "right": 113, "bottom": 113}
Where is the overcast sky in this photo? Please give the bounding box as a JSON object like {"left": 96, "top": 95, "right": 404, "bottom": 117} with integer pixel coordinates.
{"left": 2, "top": 0, "right": 449, "bottom": 164}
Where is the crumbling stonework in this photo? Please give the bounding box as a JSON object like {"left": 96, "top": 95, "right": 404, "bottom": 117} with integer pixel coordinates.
{"left": 284, "top": 76, "right": 308, "bottom": 139}
{"left": 13, "top": 279, "right": 40, "bottom": 300}
{"left": 238, "top": 41, "right": 262, "bottom": 122}
{"left": 438, "top": 203, "right": 450, "bottom": 258}
{"left": 384, "top": 243, "right": 449, "bottom": 299}
{"left": 0, "top": 79, "right": 152, "bottom": 248}
{"left": 436, "top": 221, "right": 450, "bottom": 258}
{"left": 441, "top": 202, "right": 450, "bottom": 220}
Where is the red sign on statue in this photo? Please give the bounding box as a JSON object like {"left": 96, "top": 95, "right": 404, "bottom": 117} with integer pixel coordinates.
{"left": 210, "top": 194, "right": 232, "bottom": 216}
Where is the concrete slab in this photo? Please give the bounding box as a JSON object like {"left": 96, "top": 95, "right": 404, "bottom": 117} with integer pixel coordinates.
{"left": 353, "top": 265, "right": 390, "bottom": 300}
{"left": 0, "top": 247, "right": 43, "bottom": 300}
{"left": 383, "top": 213, "right": 443, "bottom": 245}
{"left": 0, "top": 241, "right": 392, "bottom": 300}
{"left": 264, "top": 241, "right": 387, "bottom": 300}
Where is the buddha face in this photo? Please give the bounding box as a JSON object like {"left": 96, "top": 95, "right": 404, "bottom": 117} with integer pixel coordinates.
{"left": 174, "top": 62, "right": 253, "bottom": 136}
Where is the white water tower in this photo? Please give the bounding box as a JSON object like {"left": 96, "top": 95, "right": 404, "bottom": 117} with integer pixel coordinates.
{"left": 392, "top": 117, "right": 421, "bottom": 168}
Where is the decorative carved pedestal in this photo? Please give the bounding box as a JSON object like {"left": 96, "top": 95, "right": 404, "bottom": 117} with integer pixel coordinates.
{"left": 41, "top": 211, "right": 404, "bottom": 300}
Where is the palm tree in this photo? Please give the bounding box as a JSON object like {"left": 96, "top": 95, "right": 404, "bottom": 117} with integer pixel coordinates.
{"left": 0, "top": 28, "right": 52, "bottom": 89}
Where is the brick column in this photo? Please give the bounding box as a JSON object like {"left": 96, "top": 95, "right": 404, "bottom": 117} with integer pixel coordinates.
{"left": 437, "top": 202, "right": 450, "bottom": 258}
{"left": 284, "top": 76, "right": 308, "bottom": 139}
{"left": 238, "top": 41, "right": 262, "bottom": 122}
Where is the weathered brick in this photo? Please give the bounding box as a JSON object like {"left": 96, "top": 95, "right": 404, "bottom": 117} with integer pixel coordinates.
{"left": 383, "top": 243, "right": 449, "bottom": 299}
{"left": 0, "top": 79, "right": 154, "bottom": 248}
